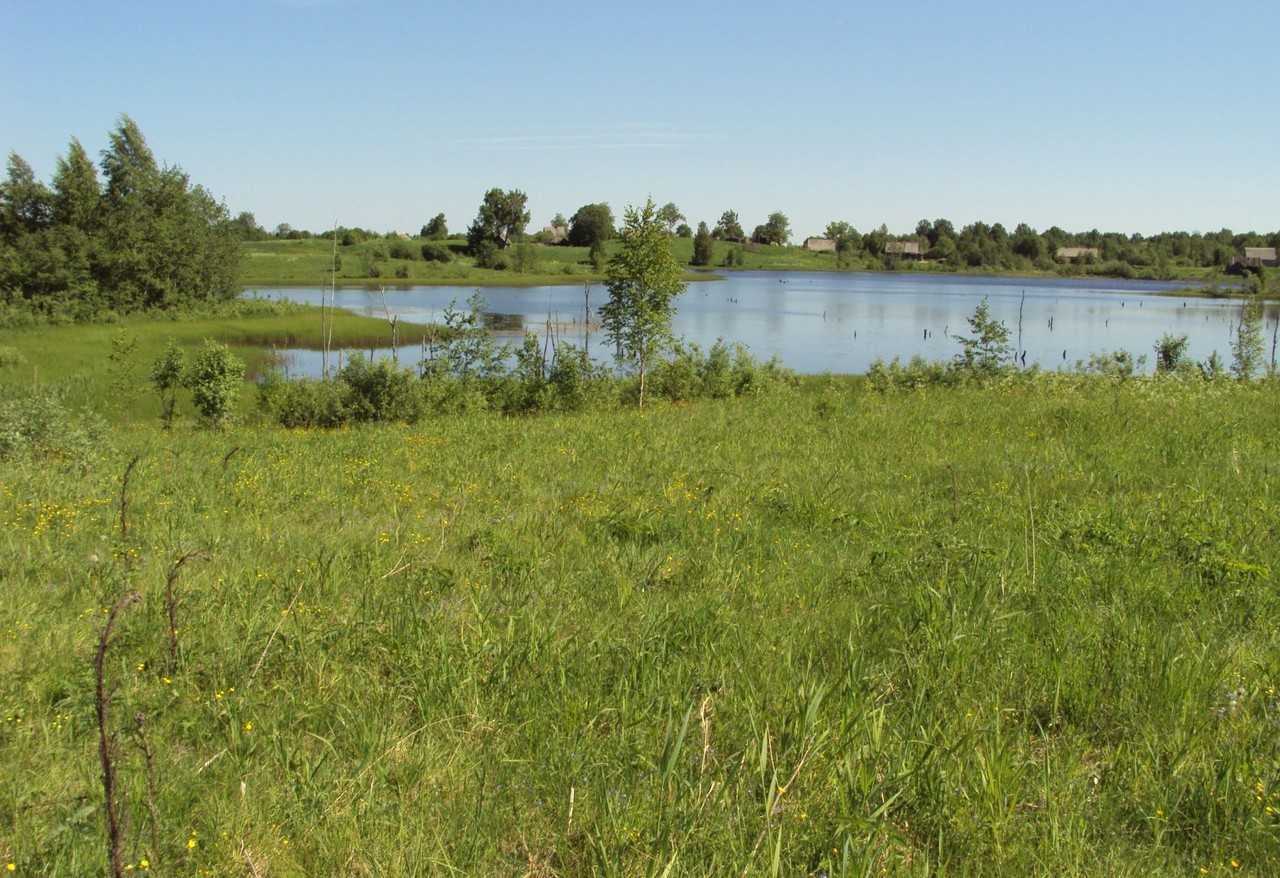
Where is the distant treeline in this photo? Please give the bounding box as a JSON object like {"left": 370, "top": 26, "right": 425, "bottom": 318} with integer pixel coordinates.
{"left": 243, "top": 212, "right": 1280, "bottom": 280}
{"left": 844, "top": 218, "right": 1279, "bottom": 276}
{"left": 0, "top": 117, "right": 242, "bottom": 322}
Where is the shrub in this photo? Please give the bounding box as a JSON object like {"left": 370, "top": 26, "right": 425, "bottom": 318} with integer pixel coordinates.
{"left": 150, "top": 340, "right": 186, "bottom": 429}
{"left": 953, "top": 297, "right": 1013, "bottom": 375}
{"left": 339, "top": 357, "right": 422, "bottom": 423}
{"left": 548, "top": 344, "right": 606, "bottom": 411}
{"left": 421, "top": 243, "right": 452, "bottom": 263}
{"left": 0, "top": 345, "right": 27, "bottom": 371}
{"left": 389, "top": 239, "right": 419, "bottom": 261}
{"left": 510, "top": 243, "right": 539, "bottom": 274}
{"left": 0, "top": 391, "right": 107, "bottom": 464}
{"left": 701, "top": 339, "right": 734, "bottom": 399}
{"left": 652, "top": 342, "right": 704, "bottom": 402}
{"left": 473, "top": 240, "right": 506, "bottom": 270}
{"left": 262, "top": 376, "right": 351, "bottom": 429}
{"left": 653, "top": 339, "right": 797, "bottom": 402}
{"left": 728, "top": 343, "right": 797, "bottom": 396}
{"left": 1231, "top": 297, "right": 1265, "bottom": 380}
{"left": 184, "top": 340, "right": 244, "bottom": 427}
{"left": 867, "top": 355, "right": 952, "bottom": 393}
{"left": 1154, "top": 333, "right": 1192, "bottom": 375}
{"left": 1077, "top": 349, "right": 1144, "bottom": 380}
{"left": 502, "top": 333, "right": 552, "bottom": 414}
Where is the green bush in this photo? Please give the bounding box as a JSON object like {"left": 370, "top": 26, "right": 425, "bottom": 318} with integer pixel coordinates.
{"left": 653, "top": 340, "right": 797, "bottom": 402}
{"left": 421, "top": 243, "right": 452, "bottom": 263}
{"left": 339, "top": 357, "right": 422, "bottom": 423}
{"left": 867, "top": 355, "right": 953, "bottom": 392}
{"left": 502, "top": 333, "right": 552, "bottom": 414}
{"left": 260, "top": 375, "right": 351, "bottom": 428}
{"left": 1077, "top": 349, "right": 1144, "bottom": 380}
{"left": 0, "top": 391, "right": 107, "bottom": 464}
{"left": 0, "top": 345, "right": 28, "bottom": 371}
{"left": 1154, "top": 333, "right": 1193, "bottom": 374}
{"left": 548, "top": 343, "right": 609, "bottom": 411}
{"left": 473, "top": 240, "right": 506, "bottom": 270}
{"left": 389, "top": 239, "right": 420, "bottom": 261}
{"left": 184, "top": 339, "right": 244, "bottom": 427}
{"left": 150, "top": 340, "right": 185, "bottom": 429}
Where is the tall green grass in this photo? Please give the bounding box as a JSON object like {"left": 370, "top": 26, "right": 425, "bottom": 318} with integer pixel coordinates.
{"left": 2, "top": 378, "right": 1279, "bottom": 875}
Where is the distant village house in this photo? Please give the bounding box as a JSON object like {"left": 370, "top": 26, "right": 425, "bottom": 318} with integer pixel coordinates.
{"left": 1055, "top": 247, "right": 1099, "bottom": 262}
{"left": 804, "top": 237, "right": 837, "bottom": 253}
{"left": 884, "top": 241, "right": 923, "bottom": 260}
{"left": 1228, "top": 247, "right": 1278, "bottom": 275}
{"left": 543, "top": 225, "right": 568, "bottom": 245}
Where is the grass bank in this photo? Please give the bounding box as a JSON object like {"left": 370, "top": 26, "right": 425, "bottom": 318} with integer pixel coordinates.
{"left": 3, "top": 378, "right": 1279, "bottom": 875}
{"left": 0, "top": 305, "right": 429, "bottom": 422}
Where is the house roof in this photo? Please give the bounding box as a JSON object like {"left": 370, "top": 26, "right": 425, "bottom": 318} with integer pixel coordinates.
{"left": 884, "top": 241, "right": 921, "bottom": 255}
{"left": 1056, "top": 247, "right": 1099, "bottom": 259}
{"left": 1244, "top": 247, "right": 1277, "bottom": 260}
{"left": 804, "top": 238, "right": 836, "bottom": 252}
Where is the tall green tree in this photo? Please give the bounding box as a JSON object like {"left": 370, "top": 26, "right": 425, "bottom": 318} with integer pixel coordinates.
{"left": 50, "top": 139, "right": 100, "bottom": 232}
{"left": 568, "top": 202, "right": 614, "bottom": 248}
{"left": 691, "top": 221, "right": 714, "bottom": 266}
{"left": 96, "top": 116, "right": 240, "bottom": 310}
{"left": 0, "top": 153, "right": 52, "bottom": 238}
{"left": 466, "top": 188, "right": 529, "bottom": 252}
{"left": 421, "top": 213, "right": 448, "bottom": 240}
{"left": 2, "top": 153, "right": 83, "bottom": 308}
{"left": 657, "top": 202, "right": 685, "bottom": 234}
{"left": 824, "top": 221, "right": 859, "bottom": 253}
{"left": 2, "top": 119, "right": 240, "bottom": 317}
{"left": 752, "top": 211, "right": 790, "bottom": 245}
{"left": 713, "top": 210, "right": 744, "bottom": 242}
{"left": 600, "top": 198, "right": 687, "bottom": 408}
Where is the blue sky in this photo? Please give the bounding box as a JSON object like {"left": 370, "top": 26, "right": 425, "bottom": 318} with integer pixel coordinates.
{"left": 3, "top": 0, "right": 1276, "bottom": 240}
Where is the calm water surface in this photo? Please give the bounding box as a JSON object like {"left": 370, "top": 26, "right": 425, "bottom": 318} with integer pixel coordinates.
{"left": 250, "top": 271, "right": 1264, "bottom": 375}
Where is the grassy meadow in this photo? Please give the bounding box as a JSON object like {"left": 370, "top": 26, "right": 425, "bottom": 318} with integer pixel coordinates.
{"left": 2, "top": 373, "right": 1279, "bottom": 876}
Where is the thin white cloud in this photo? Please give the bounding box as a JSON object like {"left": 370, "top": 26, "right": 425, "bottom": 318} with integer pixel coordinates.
{"left": 455, "top": 126, "right": 719, "bottom": 151}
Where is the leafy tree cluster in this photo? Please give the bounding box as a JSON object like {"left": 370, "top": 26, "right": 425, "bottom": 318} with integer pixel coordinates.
{"left": 712, "top": 210, "right": 745, "bottom": 242}
{"left": 821, "top": 216, "right": 1280, "bottom": 278}
{"left": 691, "top": 221, "right": 714, "bottom": 266}
{"left": 0, "top": 116, "right": 243, "bottom": 321}
{"left": 467, "top": 188, "right": 530, "bottom": 253}
{"left": 420, "top": 213, "right": 448, "bottom": 240}
{"left": 751, "top": 211, "right": 791, "bottom": 246}
{"left": 568, "top": 202, "right": 614, "bottom": 248}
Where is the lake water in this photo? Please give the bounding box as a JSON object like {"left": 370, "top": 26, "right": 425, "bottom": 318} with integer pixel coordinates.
{"left": 249, "top": 271, "right": 1267, "bottom": 376}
